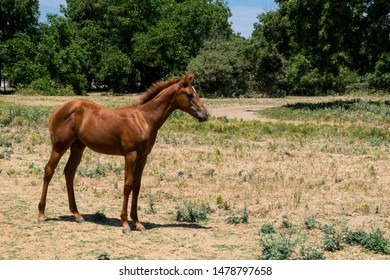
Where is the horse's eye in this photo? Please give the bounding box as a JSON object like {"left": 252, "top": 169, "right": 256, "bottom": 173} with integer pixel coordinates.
{"left": 187, "top": 91, "right": 194, "bottom": 99}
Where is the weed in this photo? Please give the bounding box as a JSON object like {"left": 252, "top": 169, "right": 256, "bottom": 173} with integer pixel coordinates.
{"left": 260, "top": 223, "right": 276, "bottom": 234}
{"left": 223, "top": 201, "right": 231, "bottom": 211}
{"left": 345, "top": 230, "right": 368, "bottom": 246}
{"left": 364, "top": 229, "right": 389, "bottom": 254}
{"left": 97, "top": 251, "right": 110, "bottom": 260}
{"left": 0, "top": 149, "right": 13, "bottom": 159}
{"left": 145, "top": 191, "right": 157, "bottom": 214}
{"left": 304, "top": 216, "right": 318, "bottom": 230}
{"left": 77, "top": 162, "right": 109, "bottom": 178}
{"left": 27, "top": 163, "right": 42, "bottom": 174}
{"left": 175, "top": 200, "right": 211, "bottom": 223}
{"left": 345, "top": 228, "right": 389, "bottom": 254}
{"left": 323, "top": 224, "right": 343, "bottom": 252}
{"left": 6, "top": 167, "right": 16, "bottom": 176}
{"left": 299, "top": 247, "right": 326, "bottom": 260}
{"left": 361, "top": 204, "right": 370, "bottom": 214}
{"left": 225, "top": 205, "right": 249, "bottom": 224}
{"left": 281, "top": 215, "right": 292, "bottom": 229}
{"left": 216, "top": 194, "right": 223, "bottom": 206}
{"left": 293, "top": 191, "right": 302, "bottom": 206}
{"left": 260, "top": 232, "right": 296, "bottom": 260}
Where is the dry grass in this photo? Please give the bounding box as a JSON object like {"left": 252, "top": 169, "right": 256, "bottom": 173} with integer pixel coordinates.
{"left": 0, "top": 94, "right": 389, "bottom": 260}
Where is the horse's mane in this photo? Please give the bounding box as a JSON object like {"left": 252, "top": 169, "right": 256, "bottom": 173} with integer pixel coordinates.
{"left": 138, "top": 73, "right": 194, "bottom": 105}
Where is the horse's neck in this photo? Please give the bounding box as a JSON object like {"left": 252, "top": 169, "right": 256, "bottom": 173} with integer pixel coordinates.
{"left": 138, "top": 87, "right": 177, "bottom": 131}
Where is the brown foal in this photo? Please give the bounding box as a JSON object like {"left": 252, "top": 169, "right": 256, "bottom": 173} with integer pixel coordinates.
{"left": 37, "top": 73, "right": 209, "bottom": 234}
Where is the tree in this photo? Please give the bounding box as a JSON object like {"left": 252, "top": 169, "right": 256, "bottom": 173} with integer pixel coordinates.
{"left": 188, "top": 36, "right": 251, "bottom": 97}
{"left": 0, "top": 0, "right": 40, "bottom": 88}
{"left": 0, "top": 0, "right": 39, "bottom": 41}
{"left": 251, "top": 0, "right": 390, "bottom": 95}
{"left": 132, "top": 0, "right": 232, "bottom": 87}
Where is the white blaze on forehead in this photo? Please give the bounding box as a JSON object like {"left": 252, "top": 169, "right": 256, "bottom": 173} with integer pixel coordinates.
{"left": 191, "top": 86, "right": 197, "bottom": 93}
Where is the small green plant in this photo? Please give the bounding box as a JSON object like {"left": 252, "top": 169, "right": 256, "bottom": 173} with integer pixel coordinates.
{"left": 345, "top": 229, "right": 368, "bottom": 246}
{"left": 145, "top": 191, "right": 157, "bottom": 214}
{"left": 280, "top": 215, "right": 292, "bottom": 229}
{"left": 77, "top": 162, "right": 109, "bottom": 178}
{"left": 293, "top": 191, "right": 302, "bottom": 206}
{"left": 260, "top": 223, "right": 276, "bottom": 234}
{"left": 97, "top": 251, "right": 110, "bottom": 260}
{"left": 345, "top": 228, "right": 389, "bottom": 254}
{"left": 216, "top": 194, "right": 223, "bottom": 206}
{"left": 364, "top": 229, "right": 389, "bottom": 255}
{"left": 0, "top": 149, "right": 13, "bottom": 159}
{"left": 300, "top": 247, "right": 326, "bottom": 260}
{"left": 361, "top": 204, "right": 370, "bottom": 214}
{"left": 225, "top": 205, "right": 249, "bottom": 224}
{"left": 323, "top": 224, "right": 343, "bottom": 252}
{"left": 27, "top": 163, "right": 42, "bottom": 174}
{"left": 6, "top": 167, "right": 16, "bottom": 176}
{"left": 175, "top": 200, "right": 211, "bottom": 223}
{"left": 304, "top": 216, "right": 318, "bottom": 230}
{"left": 260, "top": 233, "right": 296, "bottom": 260}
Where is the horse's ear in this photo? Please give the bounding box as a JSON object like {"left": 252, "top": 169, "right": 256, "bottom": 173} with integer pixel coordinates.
{"left": 181, "top": 73, "right": 194, "bottom": 87}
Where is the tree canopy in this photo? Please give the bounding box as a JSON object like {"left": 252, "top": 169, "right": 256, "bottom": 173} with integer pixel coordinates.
{"left": 0, "top": 0, "right": 388, "bottom": 96}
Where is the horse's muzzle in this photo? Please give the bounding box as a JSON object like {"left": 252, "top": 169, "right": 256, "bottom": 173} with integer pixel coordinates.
{"left": 197, "top": 110, "right": 210, "bottom": 122}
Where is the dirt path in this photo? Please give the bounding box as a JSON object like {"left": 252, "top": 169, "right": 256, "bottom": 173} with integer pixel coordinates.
{"left": 210, "top": 105, "right": 275, "bottom": 120}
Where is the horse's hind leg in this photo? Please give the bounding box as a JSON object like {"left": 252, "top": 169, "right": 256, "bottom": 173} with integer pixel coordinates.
{"left": 38, "top": 145, "right": 68, "bottom": 224}
{"left": 64, "top": 139, "right": 86, "bottom": 223}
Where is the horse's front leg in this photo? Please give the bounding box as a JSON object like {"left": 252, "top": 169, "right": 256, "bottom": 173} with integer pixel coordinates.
{"left": 121, "top": 152, "right": 137, "bottom": 234}
{"left": 130, "top": 155, "right": 148, "bottom": 232}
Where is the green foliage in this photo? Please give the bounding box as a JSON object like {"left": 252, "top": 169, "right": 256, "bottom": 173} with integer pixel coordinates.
{"left": 345, "top": 230, "right": 369, "bottom": 246}
{"left": 251, "top": 0, "right": 390, "bottom": 95}
{"left": 0, "top": 0, "right": 39, "bottom": 41}
{"left": 366, "top": 53, "right": 390, "bottom": 91}
{"left": 188, "top": 36, "right": 251, "bottom": 97}
{"left": 0, "top": 103, "right": 50, "bottom": 126}
{"left": 299, "top": 247, "right": 326, "bottom": 260}
{"left": 175, "top": 200, "right": 212, "bottom": 223}
{"left": 260, "top": 232, "right": 296, "bottom": 260}
{"left": 225, "top": 205, "right": 249, "bottom": 224}
{"left": 97, "top": 251, "right": 110, "bottom": 260}
{"left": 346, "top": 228, "right": 389, "bottom": 255}
{"left": 322, "top": 224, "right": 343, "bottom": 252}
{"left": 1, "top": 0, "right": 388, "bottom": 96}
{"left": 260, "top": 223, "right": 276, "bottom": 234}
{"left": 304, "top": 216, "right": 318, "bottom": 230}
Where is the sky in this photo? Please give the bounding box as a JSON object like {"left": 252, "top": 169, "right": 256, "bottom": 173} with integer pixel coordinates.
{"left": 38, "top": 0, "right": 277, "bottom": 38}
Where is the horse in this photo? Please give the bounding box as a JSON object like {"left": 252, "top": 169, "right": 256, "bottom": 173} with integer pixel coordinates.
{"left": 37, "top": 73, "right": 209, "bottom": 234}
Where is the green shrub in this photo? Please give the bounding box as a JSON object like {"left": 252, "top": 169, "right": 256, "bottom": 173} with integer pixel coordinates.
{"left": 260, "top": 233, "right": 296, "bottom": 260}
{"left": 17, "top": 78, "right": 75, "bottom": 96}
{"left": 175, "top": 200, "right": 211, "bottom": 223}
{"left": 304, "top": 216, "right": 318, "bottom": 230}
{"left": 300, "top": 247, "right": 326, "bottom": 260}
{"left": 260, "top": 223, "right": 276, "bottom": 234}
{"left": 363, "top": 229, "right": 389, "bottom": 255}
{"left": 225, "top": 205, "right": 249, "bottom": 224}
{"left": 345, "top": 230, "right": 368, "bottom": 246}
{"left": 323, "top": 225, "right": 343, "bottom": 252}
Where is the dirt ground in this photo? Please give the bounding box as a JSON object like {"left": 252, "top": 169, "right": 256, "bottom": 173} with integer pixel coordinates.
{"left": 0, "top": 94, "right": 389, "bottom": 260}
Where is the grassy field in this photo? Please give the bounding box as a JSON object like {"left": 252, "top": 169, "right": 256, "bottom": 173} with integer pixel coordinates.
{"left": 0, "top": 93, "right": 389, "bottom": 260}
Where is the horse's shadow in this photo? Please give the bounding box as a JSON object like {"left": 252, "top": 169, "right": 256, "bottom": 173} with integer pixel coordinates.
{"left": 50, "top": 214, "right": 210, "bottom": 231}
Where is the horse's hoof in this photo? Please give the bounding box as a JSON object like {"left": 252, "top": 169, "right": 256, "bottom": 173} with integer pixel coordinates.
{"left": 76, "top": 217, "right": 85, "bottom": 223}
{"left": 137, "top": 226, "right": 146, "bottom": 232}
{"left": 122, "top": 227, "right": 131, "bottom": 235}
{"left": 37, "top": 218, "right": 45, "bottom": 225}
